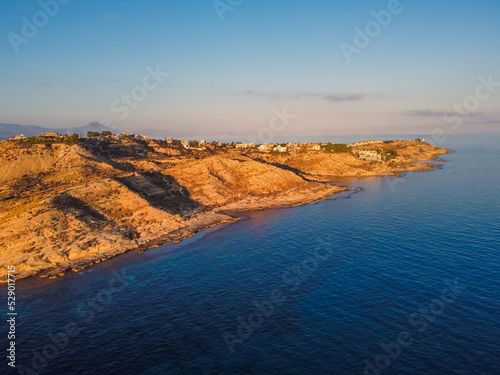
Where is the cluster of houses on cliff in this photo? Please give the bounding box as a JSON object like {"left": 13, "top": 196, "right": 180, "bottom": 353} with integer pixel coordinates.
{"left": 8, "top": 131, "right": 401, "bottom": 163}
{"left": 9, "top": 132, "right": 59, "bottom": 140}
{"left": 347, "top": 140, "right": 382, "bottom": 147}
{"left": 9, "top": 131, "right": 150, "bottom": 141}
{"left": 165, "top": 140, "right": 323, "bottom": 153}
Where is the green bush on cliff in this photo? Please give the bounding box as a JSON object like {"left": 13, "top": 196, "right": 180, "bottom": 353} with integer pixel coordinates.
{"left": 25, "top": 137, "right": 51, "bottom": 144}
{"left": 64, "top": 134, "right": 80, "bottom": 144}
{"left": 87, "top": 131, "right": 100, "bottom": 138}
{"left": 322, "top": 143, "right": 352, "bottom": 153}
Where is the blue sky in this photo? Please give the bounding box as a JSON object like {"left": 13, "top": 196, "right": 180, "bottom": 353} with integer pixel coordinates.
{"left": 0, "top": 0, "right": 499, "bottom": 137}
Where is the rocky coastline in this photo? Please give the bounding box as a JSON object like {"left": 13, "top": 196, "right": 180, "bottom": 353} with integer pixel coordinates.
{"left": 0, "top": 138, "right": 449, "bottom": 282}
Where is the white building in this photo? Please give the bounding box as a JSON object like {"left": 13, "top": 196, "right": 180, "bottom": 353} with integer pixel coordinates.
{"left": 353, "top": 149, "right": 381, "bottom": 162}
{"left": 273, "top": 146, "right": 287, "bottom": 152}
{"left": 235, "top": 143, "right": 255, "bottom": 149}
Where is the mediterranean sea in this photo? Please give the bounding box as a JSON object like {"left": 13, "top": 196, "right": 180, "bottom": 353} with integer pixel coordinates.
{"left": 11, "top": 133, "right": 500, "bottom": 375}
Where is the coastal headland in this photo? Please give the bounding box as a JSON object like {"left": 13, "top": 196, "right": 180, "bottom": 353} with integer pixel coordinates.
{"left": 0, "top": 134, "right": 448, "bottom": 281}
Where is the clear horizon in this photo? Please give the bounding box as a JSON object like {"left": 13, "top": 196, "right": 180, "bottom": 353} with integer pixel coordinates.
{"left": 1, "top": 0, "right": 499, "bottom": 137}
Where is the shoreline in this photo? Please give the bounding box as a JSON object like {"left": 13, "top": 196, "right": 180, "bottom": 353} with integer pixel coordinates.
{"left": 2, "top": 147, "right": 450, "bottom": 284}
{"left": 16, "top": 185, "right": 348, "bottom": 282}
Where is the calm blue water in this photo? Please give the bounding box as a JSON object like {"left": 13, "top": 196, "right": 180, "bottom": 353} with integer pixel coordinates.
{"left": 6, "top": 133, "right": 500, "bottom": 375}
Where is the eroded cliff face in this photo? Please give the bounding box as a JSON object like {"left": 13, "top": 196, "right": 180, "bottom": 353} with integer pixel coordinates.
{"left": 247, "top": 141, "right": 448, "bottom": 178}
{"left": 0, "top": 139, "right": 447, "bottom": 281}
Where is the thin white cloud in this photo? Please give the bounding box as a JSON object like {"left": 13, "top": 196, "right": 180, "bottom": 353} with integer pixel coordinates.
{"left": 405, "top": 110, "right": 480, "bottom": 118}
{"left": 405, "top": 110, "right": 500, "bottom": 126}
{"left": 233, "top": 91, "right": 366, "bottom": 103}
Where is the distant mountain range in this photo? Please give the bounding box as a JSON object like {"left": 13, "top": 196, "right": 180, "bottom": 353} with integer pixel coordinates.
{"left": 0, "top": 122, "right": 120, "bottom": 140}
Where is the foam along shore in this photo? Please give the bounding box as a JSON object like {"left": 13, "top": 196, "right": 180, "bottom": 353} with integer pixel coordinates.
{"left": 0, "top": 138, "right": 449, "bottom": 282}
